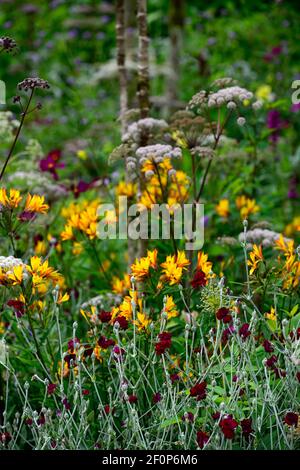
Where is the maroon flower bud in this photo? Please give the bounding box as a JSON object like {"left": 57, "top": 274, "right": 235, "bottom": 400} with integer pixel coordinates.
{"left": 196, "top": 430, "right": 209, "bottom": 449}
{"left": 239, "top": 323, "right": 251, "bottom": 340}
{"left": 114, "top": 315, "right": 128, "bottom": 330}
{"left": 190, "top": 381, "right": 207, "bottom": 400}
{"left": 47, "top": 383, "right": 57, "bottom": 395}
{"left": 241, "top": 418, "right": 253, "bottom": 439}
{"left": 153, "top": 392, "right": 162, "bottom": 404}
{"left": 182, "top": 412, "right": 194, "bottom": 423}
{"left": 262, "top": 339, "right": 274, "bottom": 353}
{"left": 284, "top": 412, "right": 298, "bottom": 427}
{"left": 82, "top": 389, "right": 90, "bottom": 396}
{"left": 98, "top": 335, "right": 115, "bottom": 349}
{"left": 128, "top": 394, "right": 138, "bottom": 404}
{"left": 170, "top": 373, "right": 180, "bottom": 383}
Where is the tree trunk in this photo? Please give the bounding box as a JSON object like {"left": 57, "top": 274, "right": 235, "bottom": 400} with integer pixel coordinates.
{"left": 116, "top": 0, "right": 128, "bottom": 135}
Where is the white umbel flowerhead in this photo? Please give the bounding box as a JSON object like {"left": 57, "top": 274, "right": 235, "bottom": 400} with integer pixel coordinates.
{"left": 237, "top": 117, "right": 246, "bottom": 126}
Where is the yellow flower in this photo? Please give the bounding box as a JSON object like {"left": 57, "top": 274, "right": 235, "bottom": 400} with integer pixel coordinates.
{"left": 197, "top": 251, "right": 213, "bottom": 277}
{"left": 274, "top": 234, "right": 294, "bottom": 257}
{"left": 112, "top": 274, "right": 131, "bottom": 295}
{"left": 72, "top": 241, "right": 83, "bottom": 256}
{"left": 256, "top": 84, "right": 272, "bottom": 101}
{"left": 216, "top": 199, "right": 230, "bottom": 218}
{"left": 161, "top": 255, "right": 183, "bottom": 285}
{"left": 34, "top": 240, "right": 47, "bottom": 256}
{"left": 164, "top": 295, "right": 179, "bottom": 319}
{"left": 57, "top": 292, "right": 70, "bottom": 304}
{"left": 25, "top": 194, "right": 49, "bottom": 214}
{"left": 172, "top": 130, "right": 188, "bottom": 149}
{"left": 265, "top": 306, "right": 276, "bottom": 322}
{"left": 131, "top": 249, "right": 158, "bottom": 281}
{"left": 176, "top": 251, "right": 190, "bottom": 269}
{"left": 0, "top": 188, "right": 22, "bottom": 209}
{"left": 285, "top": 216, "right": 300, "bottom": 237}
{"left": 247, "top": 244, "right": 263, "bottom": 275}
{"left": 7, "top": 265, "right": 24, "bottom": 285}
{"left": 61, "top": 224, "right": 74, "bottom": 241}
{"left": 134, "top": 312, "right": 151, "bottom": 331}
{"left": 77, "top": 149, "right": 88, "bottom": 160}
{"left": 116, "top": 181, "right": 137, "bottom": 198}
{"left": 26, "top": 256, "right": 61, "bottom": 287}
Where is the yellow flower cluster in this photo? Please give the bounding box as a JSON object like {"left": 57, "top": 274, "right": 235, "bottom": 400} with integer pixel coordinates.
{"left": 236, "top": 195, "right": 259, "bottom": 219}
{"left": 131, "top": 249, "right": 158, "bottom": 281}
{"left": 139, "top": 158, "right": 190, "bottom": 209}
{"left": 116, "top": 181, "right": 137, "bottom": 198}
{"left": 275, "top": 234, "right": 300, "bottom": 289}
{"left": 112, "top": 273, "right": 131, "bottom": 295}
{"left": 160, "top": 251, "right": 190, "bottom": 285}
{"left": 0, "top": 188, "right": 49, "bottom": 214}
{"left": 197, "top": 251, "right": 213, "bottom": 277}
{"left": 60, "top": 199, "right": 100, "bottom": 242}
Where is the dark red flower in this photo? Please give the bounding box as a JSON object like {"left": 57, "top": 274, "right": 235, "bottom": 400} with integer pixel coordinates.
{"left": 297, "top": 372, "right": 300, "bottom": 383}
{"left": 37, "top": 413, "right": 46, "bottom": 426}
{"left": 82, "top": 389, "right": 90, "bottom": 396}
{"left": 273, "top": 368, "right": 286, "bottom": 379}
{"left": 72, "top": 180, "right": 91, "bottom": 198}
{"left": 47, "top": 383, "right": 57, "bottom": 395}
{"left": 170, "top": 373, "right": 180, "bottom": 383}
{"left": 266, "top": 355, "right": 277, "bottom": 369}
{"left": 222, "top": 325, "right": 235, "bottom": 344}
{"left": 284, "top": 412, "right": 298, "bottom": 427}
{"left": 182, "top": 412, "right": 194, "bottom": 423}
{"left": 196, "top": 430, "right": 209, "bottom": 449}
{"left": 155, "top": 332, "right": 172, "bottom": 355}
{"left": 241, "top": 418, "right": 253, "bottom": 439}
{"left": 68, "top": 337, "right": 80, "bottom": 352}
{"left": 64, "top": 353, "right": 76, "bottom": 367}
{"left": 239, "top": 323, "right": 250, "bottom": 340}
{"left": 99, "top": 310, "right": 112, "bottom": 323}
{"left": 114, "top": 315, "right": 128, "bottom": 330}
{"left": 98, "top": 335, "right": 115, "bottom": 349}
{"left": 18, "top": 210, "right": 36, "bottom": 222}
{"left": 212, "top": 411, "right": 221, "bottom": 421}
{"left": 40, "top": 149, "right": 64, "bottom": 180}
{"left": 191, "top": 270, "right": 207, "bottom": 289}
{"left": 219, "top": 415, "right": 238, "bottom": 440}
{"left": 62, "top": 398, "right": 71, "bottom": 410}
{"left": 128, "top": 394, "right": 138, "bottom": 404}
{"left": 7, "top": 299, "right": 25, "bottom": 318}
{"left": 50, "top": 440, "right": 57, "bottom": 449}
{"left": 104, "top": 404, "right": 111, "bottom": 415}
{"left": 216, "top": 307, "right": 232, "bottom": 324}
{"left": 0, "top": 432, "right": 12, "bottom": 445}
{"left": 290, "top": 328, "right": 300, "bottom": 341}
{"left": 153, "top": 392, "right": 162, "bottom": 404}
{"left": 190, "top": 381, "right": 207, "bottom": 401}
{"left": 262, "top": 339, "right": 274, "bottom": 353}
{"left": 25, "top": 418, "right": 33, "bottom": 426}
{"left": 113, "top": 345, "right": 125, "bottom": 360}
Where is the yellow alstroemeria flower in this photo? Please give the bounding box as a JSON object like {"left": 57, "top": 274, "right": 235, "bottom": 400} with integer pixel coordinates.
{"left": 25, "top": 194, "right": 49, "bottom": 214}
{"left": 0, "top": 188, "right": 22, "bottom": 209}
{"left": 247, "top": 244, "right": 263, "bottom": 275}
{"left": 265, "top": 306, "right": 276, "bottom": 322}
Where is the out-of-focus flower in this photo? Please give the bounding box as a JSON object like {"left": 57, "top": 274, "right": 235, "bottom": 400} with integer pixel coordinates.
{"left": 40, "top": 149, "right": 65, "bottom": 180}
{"left": 255, "top": 85, "right": 272, "bottom": 101}
{"left": 0, "top": 188, "right": 22, "bottom": 209}
{"left": 163, "top": 295, "right": 179, "bottom": 319}
{"left": 216, "top": 199, "right": 230, "bottom": 218}
{"left": 284, "top": 412, "right": 298, "bottom": 427}
{"left": 190, "top": 381, "right": 207, "bottom": 400}
{"left": 216, "top": 307, "right": 232, "bottom": 324}
{"left": 236, "top": 195, "right": 260, "bottom": 219}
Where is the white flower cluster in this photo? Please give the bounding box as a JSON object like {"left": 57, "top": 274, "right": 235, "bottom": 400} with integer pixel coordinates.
{"left": 136, "top": 144, "right": 182, "bottom": 163}
{"left": 207, "top": 86, "right": 253, "bottom": 108}
{"left": 0, "top": 111, "right": 20, "bottom": 144}
{"left": 8, "top": 171, "right": 67, "bottom": 201}
{"left": 81, "top": 293, "right": 122, "bottom": 310}
{"left": 0, "top": 256, "right": 28, "bottom": 278}
{"left": 125, "top": 144, "right": 182, "bottom": 180}
{"left": 122, "top": 118, "right": 168, "bottom": 144}
{"left": 238, "top": 228, "right": 291, "bottom": 248}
